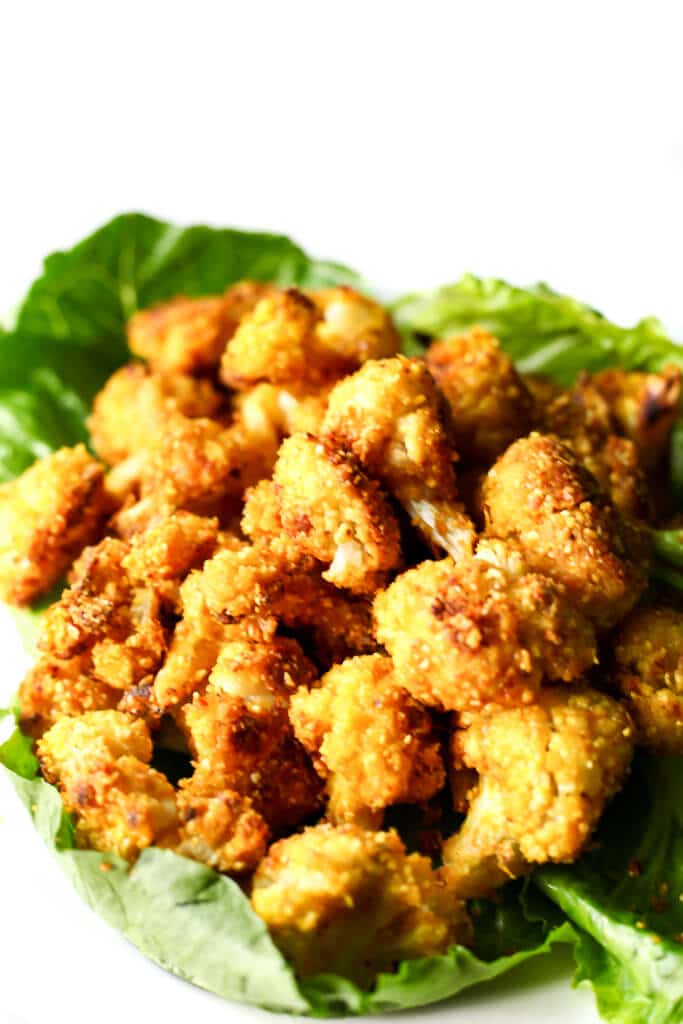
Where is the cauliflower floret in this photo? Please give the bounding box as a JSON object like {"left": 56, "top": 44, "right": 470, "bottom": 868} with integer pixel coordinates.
{"left": 251, "top": 824, "right": 470, "bottom": 984}
{"left": 426, "top": 327, "right": 535, "bottom": 464}
{"left": 220, "top": 288, "right": 331, "bottom": 389}
{"left": 107, "top": 412, "right": 276, "bottom": 516}
{"left": 593, "top": 365, "right": 682, "bottom": 470}
{"left": 481, "top": 433, "right": 650, "bottom": 628}
{"left": 290, "top": 654, "right": 444, "bottom": 827}
{"left": 221, "top": 286, "right": 399, "bottom": 392}
{"left": 37, "top": 538, "right": 167, "bottom": 695}
{"left": 542, "top": 376, "right": 651, "bottom": 519}
{"left": 173, "top": 784, "right": 269, "bottom": 874}
{"left": 612, "top": 605, "right": 683, "bottom": 753}
{"left": 0, "top": 445, "right": 110, "bottom": 606}
{"left": 88, "top": 363, "right": 225, "bottom": 465}
{"left": 127, "top": 282, "right": 273, "bottom": 375}
{"left": 310, "top": 286, "right": 400, "bottom": 365}
{"left": 373, "top": 545, "right": 596, "bottom": 713}
{"left": 18, "top": 654, "right": 119, "bottom": 739}
{"left": 322, "top": 357, "right": 474, "bottom": 560}
{"left": 37, "top": 710, "right": 178, "bottom": 861}
{"left": 270, "top": 433, "right": 402, "bottom": 594}
{"left": 181, "top": 654, "right": 323, "bottom": 834}
{"left": 441, "top": 687, "right": 634, "bottom": 897}
{"left": 121, "top": 510, "right": 219, "bottom": 607}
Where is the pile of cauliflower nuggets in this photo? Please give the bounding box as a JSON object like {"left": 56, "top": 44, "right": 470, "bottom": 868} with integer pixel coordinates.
{"left": 2, "top": 282, "right": 683, "bottom": 982}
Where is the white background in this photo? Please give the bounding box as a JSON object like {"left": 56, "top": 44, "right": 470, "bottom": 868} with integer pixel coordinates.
{"left": 2, "top": 2, "right": 682, "bottom": 1022}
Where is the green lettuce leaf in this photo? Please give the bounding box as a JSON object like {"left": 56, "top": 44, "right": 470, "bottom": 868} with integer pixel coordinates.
{"left": 536, "top": 755, "right": 683, "bottom": 1024}
{"left": 392, "top": 274, "right": 683, "bottom": 386}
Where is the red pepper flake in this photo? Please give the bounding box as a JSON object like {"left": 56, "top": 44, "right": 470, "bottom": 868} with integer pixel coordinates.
{"left": 628, "top": 859, "right": 643, "bottom": 877}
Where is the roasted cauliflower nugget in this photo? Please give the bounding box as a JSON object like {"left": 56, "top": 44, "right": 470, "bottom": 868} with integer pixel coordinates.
{"left": 310, "top": 286, "right": 400, "bottom": 365}
{"left": 373, "top": 545, "right": 596, "bottom": 713}
{"left": 425, "top": 327, "right": 535, "bottom": 464}
{"left": 612, "top": 605, "right": 683, "bottom": 753}
{"left": 0, "top": 445, "right": 109, "bottom": 606}
{"left": 174, "top": 785, "right": 269, "bottom": 874}
{"left": 290, "top": 654, "right": 444, "bottom": 827}
{"left": 251, "top": 824, "right": 470, "bottom": 985}
{"left": 593, "top": 365, "right": 682, "bottom": 469}
{"left": 271, "top": 433, "right": 402, "bottom": 594}
{"left": 322, "top": 357, "right": 474, "bottom": 560}
{"left": 38, "top": 710, "right": 178, "bottom": 861}
{"left": 481, "top": 433, "right": 650, "bottom": 628}
{"left": 127, "top": 282, "right": 273, "bottom": 375}
{"left": 38, "top": 538, "right": 167, "bottom": 694}
{"left": 542, "top": 376, "right": 651, "bottom": 519}
{"left": 88, "top": 363, "right": 224, "bottom": 465}
{"left": 173, "top": 634, "right": 322, "bottom": 834}
{"left": 18, "top": 654, "right": 119, "bottom": 739}
{"left": 441, "top": 687, "right": 634, "bottom": 898}
{"left": 221, "top": 286, "right": 399, "bottom": 391}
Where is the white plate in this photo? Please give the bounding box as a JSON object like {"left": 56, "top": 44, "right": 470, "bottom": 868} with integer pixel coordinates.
{"left": 0, "top": 603, "right": 600, "bottom": 1024}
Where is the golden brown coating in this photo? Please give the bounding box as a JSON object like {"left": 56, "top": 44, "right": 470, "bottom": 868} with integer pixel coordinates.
{"left": 88, "top": 363, "right": 225, "bottom": 465}
{"left": 309, "top": 286, "right": 400, "bottom": 366}
{"left": 210, "top": 636, "right": 317, "bottom": 709}
{"left": 322, "top": 356, "right": 474, "bottom": 560}
{"left": 173, "top": 783, "right": 269, "bottom": 874}
{"left": 612, "top": 605, "right": 683, "bottom": 753}
{"left": 0, "top": 445, "right": 109, "bottom": 606}
{"left": 271, "top": 433, "right": 402, "bottom": 594}
{"left": 426, "top": 327, "right": 535, "bottom": 464}
{"left": 110, "top": 413, "right": 275, "bottom": 516}
{"left": 373, "top": 544, "right": 596, "bottom": 713}
{"left": 593, "top": 365, "right": 682, "bottom": 469}
{"left": 542, "top": 377, "right": 651, "bottom": 519}
{"left": 127, "top": 282, "right": 274, "bottom": 375}
{"left": 441, "top": 687, "right": 634, "bottom": 897}
{"left": 481, "top": 433, "right": 650, "bottom": 628}
{"left": 18, "top": 654, "right": 119, "bottom": 739}
{"left": 37, "top": 538, "right": 168, "bottom": 693}
{"left": 120, "top": 510, "right": 219, "bottom": 606}
{"left": 251, "top": 824, "right": 470, "bottom": 985}
{"left": 181, "top": 686, "right": 322, "bottom": 834}
{"left": 290, "top": 654, "right": 444, "bottom": 827}
{"left": 220, "top": 286, "right": 399, "bottom": 391}
{"left": 220, "top": 288, "right": 329, "bottom": 389}
{"left": 38, "top": 710, "right": 178, "bottom": 861}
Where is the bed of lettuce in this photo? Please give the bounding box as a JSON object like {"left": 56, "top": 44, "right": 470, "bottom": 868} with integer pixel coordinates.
{"left": 3, "top": 214, "right": 683, "bottom": 1021}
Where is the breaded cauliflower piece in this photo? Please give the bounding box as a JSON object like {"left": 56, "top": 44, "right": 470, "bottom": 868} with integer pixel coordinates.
{"left": 37, "top": 538, "right": 167, "bottom": 693}
{"left": 220, "top": 288, "right": 329, "bottom": 389}
{"left": 593, "top": 365, "right": 682, "bottom": 470}
{"left": 210, "top": 636, "right": 317, "bottom": 709}
{"left": 612, "top": 605, "right": 683, "bottom": 753}
{"left": 442, "top": 687, "right": 634, "bottom": 897}
{"left": 251, "top": 824, "right": 470, "bottom": 984}
{"left": 0, "top": 445, "right": 109, "bottom": 606}
{"left": 481, "top": 433, "right": 650, "bottom": 628}
{"left": 127, "top": 282, "right": 273, "bottom": 375}
{"left": 107, "top": 412, "right": 275, "bottom": 515}
{"left": 373, "top": 544, "right": 596, "bottom": 713}
{"left": 290, "top": 654, "right": 444, "bottom": 827}
{"left": 181, "top": 681, "right": 322, "bottom": 834}
{"left": 221, "top": 286, "right": 399, "bottom": 391}
{"left": 310, "top": 286, "right": 400, "bottom": 365}
{"left": 88, "top": 363, "right": 225, "bottom": 465}
{"left": 174, "top": 783, "right": 269, "bottom": 874}
{"left": 18, "top": 654, "right": 119, "bottom": 739}
{"left": 38, "top": 710, "right": 178, "bottom": 861}
{"left": 121, "top": 509, "right": 219, "bottom": 607}
{"left": 426, "top": 327, "right": 535, "bottom": 464}
{"left": 322, "top": 357, "right": 475, "bottom": 561}
{"left": 271, "top": 433, "right": 402, "bottom": 594}
{"left": 542, "top": 376, "right": 651, "bottom": 519}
